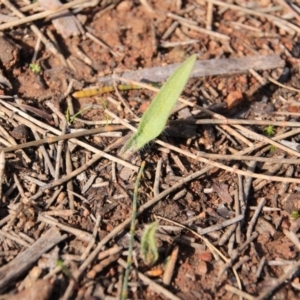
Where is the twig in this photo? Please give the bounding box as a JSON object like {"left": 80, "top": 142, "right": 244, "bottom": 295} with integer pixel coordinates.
{"left": 106, "top": 109, "right": 300, "bottom": 183}
{"left": 87, "top": 253, "right": 121, "bottom": 279}
{"left": 162, "top": 245, "right": 179, "bottom": 285}
{"left": 160, "top": 39, "right": 199, "bottom": 48}
{"left": 268, "top": 75, "right": 300, "bottom": 93}
{"left": 0, "top": 226, "right": 67, "bottom": 292}
{"left": 198, "top": 0, "right": 300, "bottom": 33}
{"left": 256, "top": 256, "right": 266, "bottom": 279}
{"left": 0, "top": 102, "right": 139, "bottom": 173}
{"left": 112, "top": 73, "right": 139, "bottom": 118}
{"left": 13, "top": 174, "right": 25, "bottom": 197}
{"left": 0, "top": 126, "right": 124, "bottom": 153}
{"left": 23, "top": 175, "right": 46, "bottom": 187}
{"left": 217, "top": 232, "right": 259, "bottom": 281}
{"left": 0, "top": 152, "right": 5, "bottom": 200}
{"left": 246, "top": 198, "right": 266, "bottom": 239}
{"left": 71, "top": 165, "right": 214, "bottom": 286}
{"left": 39, "top": 150, "right": 137, "bottom": 193}
{"left": 153, "top": 158, "right": 162, "bottom": 196}
{"left": 139, "top": 0, "right": 155, "bottom": 13}
{"left": 225, "top": 284, "right": 255, "bottom": 300}
{"left": 66, "top": 147, "right": 75, "bottom": 210}
{"left": 196, "top": 215, "right": 243, "bottom": 235}
{"left": 256, "top": 260, "right": 300, "bottom": 300}
{"left": 112, "top": 76, "right": 300, "bottom": 153}
{"left": 0, "top": 230, "right": 31, "bottom": 248}
{"left": 85, "top": 31, "right": 119, "bottom": 57}
{"left": 37, "top": 214, "right": 93, "bottom": 243}
{"left": 206, "top": 1, "right": 213, "bottom": 30}
{"left": 167, "top": 12, "right": 230, "bottom": 40}
{"left": 233, "top": 256, "right": 250, "bottom": 271}
{"left": 1, "top": 0, "right": 59, "bottom": 56}
{"left": 283, "top": 229, "right": 300, "bottom": 251}
{"left": 218, "top": 223, "right": 237, "bottom": 246}
{"left": 0, "top": 125, "right": 31, "bottom": 163}
{"left": 97, "top": 55, "right": 284, "bottom": 85}
{"left": 118, "top": 258, "right": 181, "bottom": 300}
{"left": 0, "top": 0, "right": 89, "bottom": 31}
{"left": 236, "top": 178, "right": 242, "bottom": 243}
{"left": 31, "top": 130, "right": 55, "bottom": 177}
{"left": 157, "top": 215, "right": 243, "bottom": 292}
{"left": 161, "top": 21, "right": 179, "bottom": 40}
{"left": 275, "top": 0, "right": 300, "bottom": 24}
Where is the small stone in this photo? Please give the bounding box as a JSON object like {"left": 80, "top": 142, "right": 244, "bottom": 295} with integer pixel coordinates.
{"left": 226, "top": 90, "right": 243, "bottom": 109}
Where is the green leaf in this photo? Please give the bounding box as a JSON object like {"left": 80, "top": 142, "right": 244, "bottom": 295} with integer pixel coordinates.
{"left": 264, "top": 125, "right": 275, "bottom": 137}
{"left": 29, "top": 63, "right": 41, "bottom": 73}
{"left": 65, "top": 105, "right": 92, "bottom": 124}
{"left": 140, "top": 221, "right": 159, "bottom": 266}
{"left": 291, "top": 210, "right": 299, "bottom": 220}
{"left": 120, "top": 54, "right": 196, "bottom": 159}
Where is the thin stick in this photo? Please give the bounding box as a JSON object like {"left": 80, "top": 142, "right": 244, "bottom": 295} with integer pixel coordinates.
{"left": 153, "top": 158, "right": 162, "bottom": 196}
{"left": 0, "top": 0, "right": 89, "bottom": 31}
{"left": 71, "top": 166, "right": 213, "bottom": 284}
{"left": 256, "top": 260, "right": 300, "bottom": 300}
{"left": 54, "top": 122, "right": 67, "bottom": 181}
{"left": 167, "top": 12, "right": 230, "bottom": 40}
{"left": 236, "top": 177, "right": 242, "bottom": 243}
{"left": 268, "top": 76, "right": 300, "bottom": 93}
{"left": 112, "top": 73, "right": 139, "bottom": 118}
{"left": 106, "top": 110, "right": 300, "bottom": 183}
{"left": 162, "top": 245, "right": 179, "bottom": 285}
{"left": 118, "top": 258, "right": 181, "bottom": 300}
{"left": 157, "top": 215, "right": 243, "bottom": 292}
{"left": 0, "top": 152, "right": 5, "bottom": 200}
{"left": 283, "top": 229, "right": 300, "bottom": 251}
{"left": 66, "top": 148, "right": 74, "bottom": 210}
{"left": 171, "top": 118, "right": 300, "bottom": 128}
{"left": 206, "top": 1, "right": 213, "bottom": 30}
{"left": 246, "top": 198, "right": 266, "bottom": 239}
{"left": 1, "top": 0, "right": 59, "bottom": 56}
{"left": 197, "top": 215, "right": 243, "bottom": 235}
{"left": 40, "top": 149, "right": 138, "bottom": 192}
{"left": 275, "top": 0, "right": 300, "bottom": 24}
{"left": 85, "top": 31, "right": 119, "bottom": 57}
{"left": 37, "top": 214, "right": 93, "bottom": 243}
{"left": 0, "top": 127, "right": 124, "bottom": 153}
{"left": 217, "top": 232, "right": 259, "bottom": 282}
{"left": 198, "top": 0, "right": 300, "bottom": 33}
{"left": 225, "top": 284, "right": 255, "bottom": 300}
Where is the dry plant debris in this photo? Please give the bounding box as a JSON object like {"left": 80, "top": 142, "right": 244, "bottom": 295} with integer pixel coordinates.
{"left": 0, "top": 0, "right": 300, "bottom": 299}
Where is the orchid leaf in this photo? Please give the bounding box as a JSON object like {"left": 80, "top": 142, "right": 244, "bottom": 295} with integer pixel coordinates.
{"left": 120, "top": 54, "right": 196, "bottom": 159}
{"left": 141, "top": 221, "right": 159, "bottom": 266}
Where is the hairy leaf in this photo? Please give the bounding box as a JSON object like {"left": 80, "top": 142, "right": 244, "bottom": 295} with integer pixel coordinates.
{"left": 120, "top": 54, "right": 196, "bottom": 159}
{"left": 141, "top": 221, "right": 159, "bottom": 265}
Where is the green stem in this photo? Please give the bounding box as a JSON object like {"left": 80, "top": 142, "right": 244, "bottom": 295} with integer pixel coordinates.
{"left": 121, "top": 161, "right": 146, "bottom": 300}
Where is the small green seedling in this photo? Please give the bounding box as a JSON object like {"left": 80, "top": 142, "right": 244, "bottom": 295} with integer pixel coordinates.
{"left": 99, "top": 99, "right": 110, "bottom": 126}
{"left": 119, "top": 54, "right": 196, "bottom": 159}
{"left": 290, "top": 210, "right": 299, "bottom": 220}
{"left": 65, "top": 105, "right": 92, "bottom": 123}
{"left": 264, "top": 125, "right": 275, "bottom": 137}
{"left": 140, "top": 221, "right": 159, "bottom": 266}
{"left": 29, "top": 63, "right": 41, "bottom": 73}
{"left": 57, "top": 259, "right": 72, "bottom": 278}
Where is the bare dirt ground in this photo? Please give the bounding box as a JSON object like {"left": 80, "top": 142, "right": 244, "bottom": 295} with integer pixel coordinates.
{"left": 0, "top": 0, "right": 300, "bottom": 299}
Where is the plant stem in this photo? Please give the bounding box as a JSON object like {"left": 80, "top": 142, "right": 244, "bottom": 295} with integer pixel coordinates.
{"left": 121, "top": 161, "right": 146, "bottom": 300}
